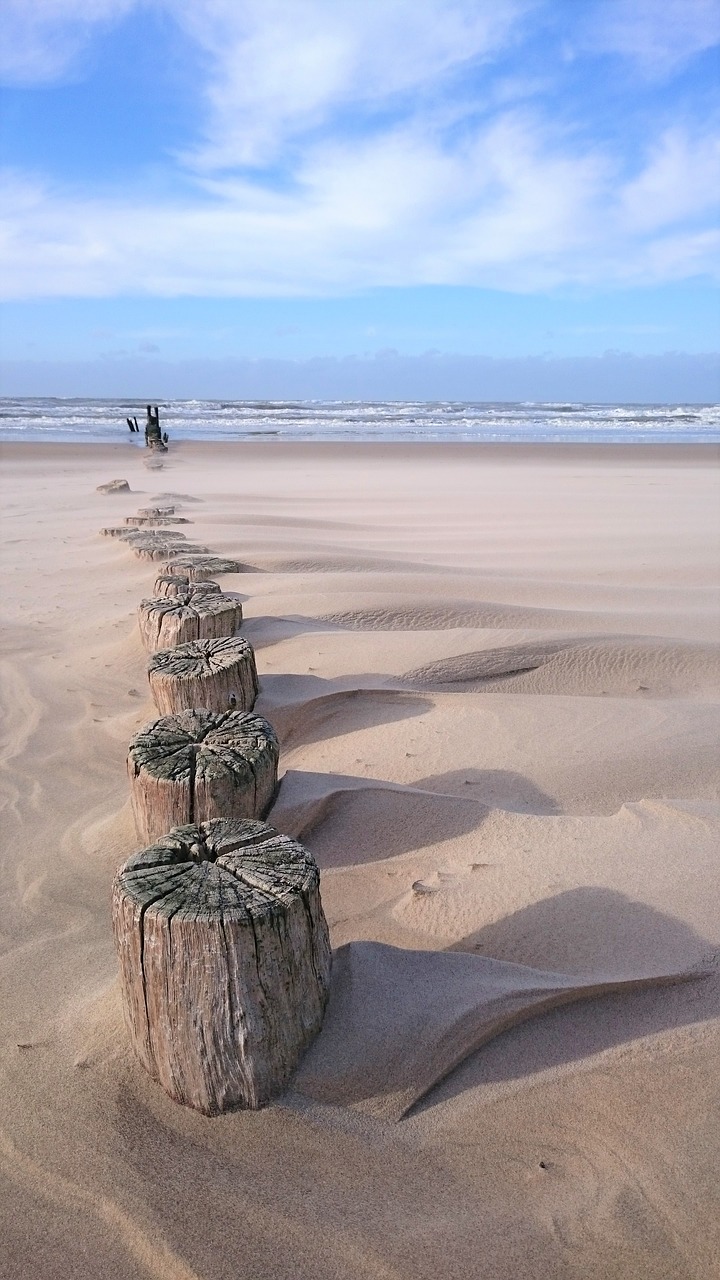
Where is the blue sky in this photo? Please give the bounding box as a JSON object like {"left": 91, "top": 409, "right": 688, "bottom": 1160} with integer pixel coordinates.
{"left": 1, "top": 0, "right": 719, "bottom": 397}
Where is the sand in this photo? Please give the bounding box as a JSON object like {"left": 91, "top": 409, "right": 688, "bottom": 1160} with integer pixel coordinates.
{"left": 1, "top": 439, "right": 719, "bottom": 1279}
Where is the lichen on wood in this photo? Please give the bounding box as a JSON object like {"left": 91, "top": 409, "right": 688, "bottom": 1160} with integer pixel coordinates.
{"left": 137, "top": 592, "right": 242, "bottom": 651}
{"left": 112, "top": 817, "right": 331, "bottom": 1114}
{"left": 128, "top": 708, "right": 279, "bottom": 842}
{"left": 148, "top": 635, "right": 258, "bottom": 715}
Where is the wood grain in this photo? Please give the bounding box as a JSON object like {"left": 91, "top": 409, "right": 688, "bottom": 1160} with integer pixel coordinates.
{"left": 162, "top": 555, "right": 246, "bottom": 580}
{"left": 153, "top": 573, "right": 221, "bottom": 599}
{"left": 128, "top": 708, "right": 279, "bottom": 841}
{"left": 137, "top": 592, "right": 242, "bottom": 651}
{"left": 148, "top": 635, "right": 259, "bottom": 715}
{"left": 112, "top": 817, "right": 331, "bottom": 1113}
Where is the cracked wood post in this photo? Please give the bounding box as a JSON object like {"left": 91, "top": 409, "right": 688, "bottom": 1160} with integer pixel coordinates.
{"left": 153, "top": 573, "right": 221, "bottom": 599}
{"left": 162, "top": 555, "right": 245, "bottom": 580}
{"left": 128, "top": 708, "right": 279, "bottom": 842}
{"left": 100, "top": 527, "right": 188, "bottom": 544}
{"left": 148, "top": 635, "right": 258, "bottom": 715}
{"left": 137, "top": 592, "right": 242, "bottom": 651}
{"left": 112, "top": 817, "right": 332, "bottom": 1113}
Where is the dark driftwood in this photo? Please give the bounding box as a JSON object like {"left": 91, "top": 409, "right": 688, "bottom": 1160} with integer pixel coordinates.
{"left": 153, "top": 573, "right": 221, "bottom": 599}
{"left": 137, "top": 592, "right": 242, "bottom": 651}
{"left": 163, "top": 555, "right": 245, "bottom": 580}
{"left": 97, "top": 479, "right": 130, "bottom": 494}
{"left": 128, "top": 708, "right": 279, "bottom": 842}
{"left": 112, "top": 817, "right": 331, "bottom": 1114}
{"left": 148, "top": 636, "right": 258, "bottom": 715}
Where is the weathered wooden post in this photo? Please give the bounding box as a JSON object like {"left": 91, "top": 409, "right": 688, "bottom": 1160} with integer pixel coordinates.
{"left": 148, "top": 636, "right": 258, "bottom": 715}
{"left": 153, "top": 573, "right": 221, "bottom": 599}
{"left": 163, "top": 555, "right": 245, "bottom": 580}
{"left": 138, "top": 505, "right": 176, "bottom": 518}
{"left": 100, "top": 526, "right": 188, "bottom": 544}
{"left": 112, "top": 817, "right": 331, "bottom": 1113}
{"left": 127, "top": 708, "right": 279, "bottom": 842}
{"left": 132, "top": 537, "right": 210, "bottom": 562}
{"left": 137, "top": 591, "right": 242, "bottom": 651}
{"left": 125, "top": 515, "right": 190, "bottom": 527}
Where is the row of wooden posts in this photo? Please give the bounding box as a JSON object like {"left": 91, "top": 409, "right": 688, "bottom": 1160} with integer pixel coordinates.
{"left": 101, "top": 490, "right": 331, "bottom": 1115}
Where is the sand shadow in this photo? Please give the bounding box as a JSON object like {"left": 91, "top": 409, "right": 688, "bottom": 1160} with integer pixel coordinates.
{"left": 401, "top": 887, "right": 718, "bottom": 1116}
{"left": 257, "top": 674, "right": 433, "bottom": 749}
{"left": 271, "top": 769, "right": 488, "bottom": 866}
{"left": 243, "top": 613, "right": 344, "bottom": 651}
{"left": 412, "top": 767, "right": 561, "bottom": 814}
{"left": 293, "top": 899, "right": 713, "bottom": 1122}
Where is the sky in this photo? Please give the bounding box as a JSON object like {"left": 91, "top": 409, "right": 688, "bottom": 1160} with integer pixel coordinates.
{"left": 1, "top": 0, "right": 719, "bottom": 400}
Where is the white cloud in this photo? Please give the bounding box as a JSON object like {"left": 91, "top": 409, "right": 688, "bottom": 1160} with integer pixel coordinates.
{"left": 0, "top": 0, "right": 141, "bottom": 83}
{"left": 620, "top": 129, "right": 720, "bottom": 232}
{"left": 171, "top": 0, "right": 534, "bottom": 168}
{"left": 2, "top": 107, "right": 718, "bottom": 300}
{"left": 0, "top": 0, "right": 718, "bottom": 299}
{"left": 580, "top": 0, "right": 720, "bottom": 76}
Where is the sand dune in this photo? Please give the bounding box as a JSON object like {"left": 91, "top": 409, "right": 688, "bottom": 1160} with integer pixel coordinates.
{"left": 1, "top": 440, "right": 719, "bottom": 1280}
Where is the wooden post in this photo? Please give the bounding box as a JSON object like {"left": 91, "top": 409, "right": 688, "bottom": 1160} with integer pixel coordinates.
{"left": 162, "top": 555, "right": 245, "bottom": 580}
{"left": 112, "top": 817, "right": 331, "bottom": 1114}
{"left": 153, "top": 573, "right": 221, "bottom": 599}
{"left": 100, "top": 527, "right": 188, "bottom": 543}
{"left": 132, "top": 538, "right": 210, "bottom": 562}
{"left": 97, "top": 479, "right": 130, "bottom": 494}
{"left": 148, "top": 636, "right": 258, "bottom": 715}
{"left": 138, "top": 505, "right": 176, "bottom": 517}
{"left": 125, "top": 515, "right": 190, "bottom": 527}
{"left": 137, "top": 592, "right": 242, "bottom": 651}
{"left": 127, "top": 708, "right": 279, "bottom": 842}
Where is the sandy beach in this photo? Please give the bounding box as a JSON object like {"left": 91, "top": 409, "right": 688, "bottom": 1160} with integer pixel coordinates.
{"left": 1, "top": 438, "right": 719, "bottom": 1279}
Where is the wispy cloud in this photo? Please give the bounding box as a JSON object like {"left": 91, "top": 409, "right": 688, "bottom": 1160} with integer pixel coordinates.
{"left": 0, "top": 1, "right": 718, "bottom": 301}
{"left": 0, "top": 0, "right": 141, "bottom": 84}
{"left": 172, "top": 0, "right": 534, "bottom": 169}
{"left": 579, "top": 0, "right": 720, "bottom": 77}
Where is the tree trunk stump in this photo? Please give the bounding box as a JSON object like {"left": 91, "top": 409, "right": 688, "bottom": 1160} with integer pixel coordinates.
{"left": 112, "top": 817, "right": 331, "bottom": 1114}
{"left": 128, "top": 708, "right": 279, "bottom": 842}
{"left": 163, "top": 555, "right": 245, "bottom": 580}
{"left": 153, "top": 573, "right": 221, "bottom": 599}
{"left": 137, "top": 592, "right": 242, "bottom": 651}
{"left": 148, "top": 636, "right": 258, "bottom": 715}
{"left": 97, "top": 479, "right": 130, "bottom": 494}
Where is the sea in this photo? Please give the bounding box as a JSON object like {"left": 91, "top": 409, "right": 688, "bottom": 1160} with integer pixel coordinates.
{"left": 1, "top": 398, "right": 718, "bottom": 444}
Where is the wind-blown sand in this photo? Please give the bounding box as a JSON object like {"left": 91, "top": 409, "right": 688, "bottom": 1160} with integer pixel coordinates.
{"left": 1, "top": 440, "right": 719, "bottom": 1279}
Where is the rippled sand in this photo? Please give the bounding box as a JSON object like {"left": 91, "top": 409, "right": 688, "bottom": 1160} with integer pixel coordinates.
{"left": 1, "top": 440, "right": 719, "bottom": 1279}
